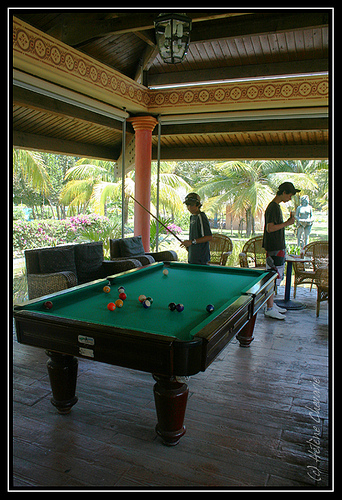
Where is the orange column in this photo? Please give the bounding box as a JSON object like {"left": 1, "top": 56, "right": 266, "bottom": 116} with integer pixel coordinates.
{"left": 127, "top": 116, "right": 158, "bottom": 252}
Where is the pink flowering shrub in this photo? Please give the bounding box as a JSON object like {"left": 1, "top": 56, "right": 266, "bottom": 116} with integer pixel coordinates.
{"left": 167, "top": 223, "right": 182, "bottom": 235}
{"left": 13, "top": 214, "right": 112, "bottom": 254}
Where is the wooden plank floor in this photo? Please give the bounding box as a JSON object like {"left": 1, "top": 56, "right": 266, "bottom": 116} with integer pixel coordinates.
{"left": 11, "top": 285, "right": 331, "bottom": 490}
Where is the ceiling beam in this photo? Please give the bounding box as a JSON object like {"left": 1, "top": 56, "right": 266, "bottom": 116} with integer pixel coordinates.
{"left": 134, "top": 44, "right": 159, "bottom": 84}
{"left": 50, "top": 12, "right": 243, "bottom": 46}
{"left": 148, "top": 59, "right": 329, "bottom": 87}
{"left": 152, "top": 144, "right": 329, "bottom": 160}
{"left": 152, "top": 117, "right": 329, "bottom": 136}
{"left": 13, "top": 130, "right": 121, "bottom": 161}
{"left": 51, "top": 11, "right": 329, "bottom": 47}
{"left": 13, "top": 85, "right": 133, "bottom": 133}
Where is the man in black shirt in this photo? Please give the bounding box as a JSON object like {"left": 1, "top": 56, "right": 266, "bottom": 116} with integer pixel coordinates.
{"left": 181, "top": 193, "right": 213, "bottom": 265}
{"left": 262, "top": 182, "right": 300, "bottom": 319}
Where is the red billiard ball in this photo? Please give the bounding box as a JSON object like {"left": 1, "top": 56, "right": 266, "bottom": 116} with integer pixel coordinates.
{"left": 107, "top": 302, "right": 116, "bottom": 311}
{"left": 119, "top": 292, "right": 127, "bottom": 300}
{"left": 43, "top": 301, "right": 53, "bottom": 310}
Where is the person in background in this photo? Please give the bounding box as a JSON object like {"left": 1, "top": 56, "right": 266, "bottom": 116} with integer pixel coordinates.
{"left": 262, "top": 182, "right": 300, "bottom": 319}
{"left": 181, "top": 193, "right": 213, "bottom": 265}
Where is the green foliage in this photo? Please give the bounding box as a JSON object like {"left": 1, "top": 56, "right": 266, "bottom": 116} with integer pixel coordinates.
{"left": 77, "top": 219, "right": 121, "bottom": 259}
{"left": 149, "top": 216, "right": 172, "bottom": 251}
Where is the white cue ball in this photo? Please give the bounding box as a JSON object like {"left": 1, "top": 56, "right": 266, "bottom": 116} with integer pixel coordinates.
{"left": 163, "top": 269, "right": 169, "bottom": 276}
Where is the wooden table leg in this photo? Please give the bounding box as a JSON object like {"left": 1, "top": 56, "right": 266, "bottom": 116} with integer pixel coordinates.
{"left": 46, "top": 351, "right": 78, "bottom": 414}
{"left": 236, "top": 314, "right": 256, "bottom": 348}
{"left": 153, "top": 374, "right": 189, "bottom": 446}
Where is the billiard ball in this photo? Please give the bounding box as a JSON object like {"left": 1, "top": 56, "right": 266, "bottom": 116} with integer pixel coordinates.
{"left": 119, "top": 292, "right": 127, "bottom": 300}
{"left": 107, "top": 302, "right": 116, "bottom": 311}
{"left": 103, "top": 286, "right": 111, "bottom": 293}
{"left": 43, "top": 301, "right": 53, "bottom": 310}
{"left": 146, "top": 296, "right": 153, "bottom": 304}
{"left": 118, "top": 286, "right": 125, "bottom": 293}
{"left": 138, "top": 294, "right": 146, "bottom": 303}
{"left": 143, "top": 299, "right": 151, "bottom": 309}
{"left": 115, "top": 299, "right": 124, "bottom": 308}
{"left": 176, "top": 303, "right": 184, "bottom": 312}
{"left": 168, "top": 302, "right": 177, "bottom": 311}
{"left": 206, "top": 304, "right": 215, "bottom": 313}
{"left": 163, "top": 269, "right": 169, "bottom": 276}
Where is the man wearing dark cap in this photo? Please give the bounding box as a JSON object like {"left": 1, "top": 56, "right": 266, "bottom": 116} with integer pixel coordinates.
{"left": 181, "top": 192, "right": 213, "bottom": 265}
{"left": 262, "top": 182, "right": 300, "bottom": 319}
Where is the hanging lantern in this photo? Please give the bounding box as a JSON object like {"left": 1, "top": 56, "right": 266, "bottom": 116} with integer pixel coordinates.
{"left": 154, "top": 13, "right": 192, "bottom": 64}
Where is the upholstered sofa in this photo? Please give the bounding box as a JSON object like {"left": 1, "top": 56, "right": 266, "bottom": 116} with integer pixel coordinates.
{"left": 109, "top": 235, "right": 178, "bottom": 266}
{"left": 25, "top": 241, "right": 142, "bottom": 299}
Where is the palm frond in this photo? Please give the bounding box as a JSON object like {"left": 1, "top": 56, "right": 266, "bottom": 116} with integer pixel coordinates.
{"left": 59, "top": 180, "right": 93, "bottom": 206}
{"left": 13, "top": 149, "right": 52, "bottom": 196}
{"left": 64, "top": 164, "right": 108, "bottom": 181}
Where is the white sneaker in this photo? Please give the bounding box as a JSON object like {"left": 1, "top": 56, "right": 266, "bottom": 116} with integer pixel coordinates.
{"left": 265, "top": 308, "right": 285, "bottom": 320}
{"left": 273, "top": 302, "right": 287, "bottom": 314}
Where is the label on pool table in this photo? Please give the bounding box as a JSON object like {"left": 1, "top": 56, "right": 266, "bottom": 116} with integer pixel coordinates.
{"left": 78, "top": 335, "right": 95, "bottom": 346}
{"left": 79, "top": 347, "right": 94, "bottom": 358}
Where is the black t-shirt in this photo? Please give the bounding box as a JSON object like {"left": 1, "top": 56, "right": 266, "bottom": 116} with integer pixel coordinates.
{"left": 188, "top": 211, "right": 212, "bottom": 265}
{"left": 262, "top": 201, "right": 285, "bottom": 251}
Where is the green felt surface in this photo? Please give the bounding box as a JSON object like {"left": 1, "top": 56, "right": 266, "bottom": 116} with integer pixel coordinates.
{"left": 21, "top": 262, "right": 269, "bottom": 341}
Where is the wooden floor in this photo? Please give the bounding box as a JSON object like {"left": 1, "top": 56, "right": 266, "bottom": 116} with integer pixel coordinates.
{"left": 11, "top": 285, "right": 331, "bottom": 490}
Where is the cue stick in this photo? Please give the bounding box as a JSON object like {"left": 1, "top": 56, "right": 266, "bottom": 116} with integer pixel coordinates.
{"left": 129, "top": 194, "right": 183, "bottom": 244}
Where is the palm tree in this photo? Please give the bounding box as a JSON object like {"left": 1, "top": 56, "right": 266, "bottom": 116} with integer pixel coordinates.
{"left": 60, "top": 158, "right": 191, "bottom": 221}
{"left": 196, "top": 160, "right": 319, "bottom": 237}
{"left": 59, "top": 159, "right": 112, "bottom": 214}
{"left": 13, "top": 149, "right": 52, "bottom": 196}
{"left": 13, "top": 149, "right": 53, "bottom": 218}
{"left": 264, "top": 160, "right": 325, "bottom": 210}
{"left": 197, "top": 161, "right": 274, "bottom": 237}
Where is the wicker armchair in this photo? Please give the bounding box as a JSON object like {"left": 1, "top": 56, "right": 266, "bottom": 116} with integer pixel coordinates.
{"left": 314, "top": 265, "right": 329, "bottom": 317}
{"left": 239, "top": 236, "right": 266, "bottom": 269}
{"left": 293, "top": 241, "right": 329, "bottom": 298}
{"left": 209, "top": 234, "right": 233, "bottom": 266}
{"left": 25, "top": 242, "right": 142, "bottom": 299}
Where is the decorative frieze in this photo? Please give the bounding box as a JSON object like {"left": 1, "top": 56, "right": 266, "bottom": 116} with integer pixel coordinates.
{"left": 148, "top": 76, "right": 328, "bottom": 113}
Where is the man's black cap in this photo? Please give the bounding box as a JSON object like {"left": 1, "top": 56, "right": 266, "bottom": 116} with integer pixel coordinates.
{"left": 278, "top": 182, "right": 301, "bottom": 194}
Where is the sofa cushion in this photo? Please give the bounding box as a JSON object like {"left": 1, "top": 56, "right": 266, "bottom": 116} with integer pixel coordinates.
{"left": 38, "top": 246, "right": 77, "bottom": 276}
{"left": 118, "top": 236, "right": 145, "bottom": 257}
{"left": 75, "top": 242, "right": 104, "bottom": 284}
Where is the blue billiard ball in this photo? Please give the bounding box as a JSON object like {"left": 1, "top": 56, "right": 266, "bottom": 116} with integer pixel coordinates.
{"left": 206, "top": 304, "right": 215, "bottom": 313}
{"left": 143, "top": 299, "right": 151, "bottom": 309}
{"left": 176, "top": 303, "right": 184, "bottom": 312}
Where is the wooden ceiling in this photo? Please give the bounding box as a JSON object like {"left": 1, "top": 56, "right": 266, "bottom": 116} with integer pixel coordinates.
{"left": 12, "top": 9, "right": 330, "bottom": 161}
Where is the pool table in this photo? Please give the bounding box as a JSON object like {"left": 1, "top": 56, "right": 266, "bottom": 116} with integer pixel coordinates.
{"left": 13, "top": 261, "right": 276, "bottom": 445}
